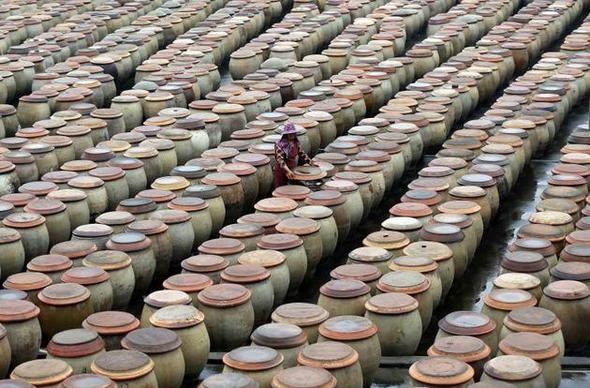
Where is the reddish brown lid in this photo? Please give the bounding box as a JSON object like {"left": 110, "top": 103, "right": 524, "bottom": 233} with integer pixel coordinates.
{"left": 61, "top": 267, "right": 110, "bottom": 285}
{"left": 200, "top": 373, "right": 258, "bottom": 388}
{"left": 483, "top": 355, "right": 542, "bottom": 381}
{"left": 258, "top": 233, "right": 304, "bottom": 250}
{"left": 19, "top": 181, "right": 59, "bottom": 196}
{"left": 121, "top": 327, "right": 182, "bottom": 354}
{"left": 91, "top": 350, "right": 154, "bottom": 380}
{"left": 501, "top": 251, "right": 547, "bottom": 273}
{"left": 59, "top": 374, "right": 116, "bottom": 388}
{"left": 304, "top": 190, "right": 345, "bottom": 206}
{"left": 221, "top": 264, "right": 271, "bottom": 284}
{"left": 3, "top": 272, "right": 52, "bottom": 291}
{"left": 271, "top": 366, "right": 336, "bottom": 388}
{"left": 272, "top": 303, "right": 329, "bottom": 327}
{"left": 349, "top": 246, "right": 393, "bottom": 263}
{"left": 105, "top": 232, "right": 151, "bottom": 252}
{"left": 144, "top": 290, "right": 191, "bottom": 308}
{"left": 73, "top": 224, "right": 113, "bottom": 238}
{"left": 319, "top": 315, "right": 377, "bottom": 341}
{"left": 47, "top": 328, "right": 105, "bottom": 358}
{"left": 38, "top": 283, "right": 91, "bottom": 306}
{"left": 272, "top": 185, "right": 312, "bottom": 201}
{"left": 438, "top": 311, "right": 496, "bottom": 336}
{"left": 297, "top": 341, "right": 359, "bottom": 370}
{"left": 0, "top": 227, "right": 20, "bottom": 244}
{"left": 427, "top": 336, "right": 491, "bottom": 363}
{"left": 10, "top": 359, "right": 73, "bottom": 386}
{"left": 149, "top": 304, "right": 204, "bottom": 329}
{"left": 364, "top": 292, "right": 419, "bottom": 314}
{"left": 27, "top": 254, "right": 72, "bottom": 273}
{"left": 220, "top": 223, "right": 264, "bottom": 239}
{"left": 503, "top": 307, "right": 561, "bottom": 334}
{"left": 83, "top": 250, "right": 132, "bottom": 271}
{"left": 197, "top": 283, "right": 251, "bottom": 307}
{"left": 484, "top": 289, "right": 537, "bottom": 310}
{"left": 255, "top": 197, "right": 298, "bottom": 213}
{"left": 330, "top": 263, "right": 382, "bottom": 283}
{"left": 163, "top": 273, "right": 213, "bottom": 293}
{"left": 50, "top": 240, "right": 97, "bottom": 259}
{"left": 409, "top": 357, "right": 474, "bottom": 386}
{"left": 82, "top": 311, "right": 140, "bottom": 335}
{"left": 181, "top": 254, "right": 228, "bottom": 273}
{"left": 96, "top": 211, "right": 135, "bottom": 226}
{"left": 499, "top": 332, "right": 560, "bottom": 360}
{"left": 223, "top": 345, "right": 284, "bottom": 371}
{"left": 319, "top": 277, "right": 371, "bottom": 298}
{"left": 251, "top": 322, "right": 307, "bottom": 348}
{"left": 198, "top": 238, "right": 245, "bottom": 255}
{"left": 0, "top": 299, "right": 40, "bottom": 321}
{"left": 543, "top": 280, "right": 590, "bottom": 300}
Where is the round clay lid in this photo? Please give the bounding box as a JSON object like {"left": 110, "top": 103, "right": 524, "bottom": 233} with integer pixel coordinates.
{"left": 439, "top": 311, "right": 496, "bottom": 336}
{"left": 483, "top": 355, "right": 542, "bottom": 381}
{"left": 0, "top": 299, "right": 40, "bottom": 321}
{"left": 273, "top": 185, "right": 312, "bottom": 201}
{"left": 27, "top": 254, "right": 72, "bottom": 273}
{"left": 50, "top": 240, "right": 98, "bottom": 258}
{"left": 59, "top": 374, "right": 116, "bottom": 388}
{"left": 238, "top": 249, "right": 287, "bottom": 268}
{"left": 330, "top": 263, "right": 381, "bottom": 283}
{"left": 272, "top": 302, "right": 329, "bottom": 327}
{"left": 3, "top": 272, "right": 52, "bottom": 291}
{"left": 377, "top": 271, "right": 430, "bottom": 294}
{"left": 83, "top": 311, "right": 140, "bottom": 335}
{"left": 409, "top": 357, "right": 474, "bottom": 386}
{"left": 504, "top": 307, "right": 561, "bottom": 334}
{"left": 10, "top": 359, "right": 73, "bottom": 386}
{"left": 220, "top": 223, "right": 264, "bottom": 239}
{"left": 484, "top": 289, "right": 537, "bottom": 310}
{"left": 349, "top": 246, "right": 392, "bottom": 263}
{"left": 0, "top": 227, "right": 20, "bottom": 244}
{"left": 501, "top": 251, "right": 547, "bottom": 272}
{"left": 181, "top": 254, "right": 228, "bottom": 273}
{"left": 96, "top": 211, "right": 135, "bottom": 226}
{"left": 198, "top": 238, "right": 245, "bottom": 255}
{"left": 543, "top": 279, "right": 590, "bottom": 300}
{"left": 199, "top": 373, "right": 257, "bottom": 388}
{"left": 304, "top": 190, "right": 345, "bottom": 206}
{"left": 149, "top": 304, "right": 204, "bottom": 329}
{"left": 297, "top": 341, "right": 359, "bottom": 370}
{"left": 551, "top": 261, "right": 590, "bottom": 281}
{"left": 83, "top": 250, "right": 132, "bottom": 271}
{"left": 251, "top": 323, "right": 307, "bottom": 348}
{"left": 493, "top": 273, "right": 541, "bottom": 291}
{"left": 47, "top": 328, "right": 104, "bottom": 358}
{"left": 271, "top": 366, "right": 337, "bottom": 388}
{"left": 364, "top": 292, "right": 419, "bottom": 314}
{"left": 38, "top": 283, "right": 90, "bottom": 306}
{"left": 61, "top": 267, "right": 110, "bottom": 285}
{"left": 499, "top": 332, "right": 560, "bottom": 360}
{"left": 427, "top": 336, "right": 491, "bottom": 363}
{"left": 121, "top": 327, "right": 182, "bottom": 354}
{"left": 319, "top": 315, "right": 378, "bottom": 341}
{"left": 320, "top": 278, "right": 371, "bottom": 298}
{"left": 197, "top": 283, "right": 251, "bottom": 307}
{"left": 223, "top": 346, "right": 284, "bottom": 371}
{"left": 221, "top": 264, "right": 271, "bottom": 283}
{"left": 258, "top": 233, "right": 303, "bottom": 250}
{"left": 91, "top": 350, "right": 154, "bottom": 380}
{"left": 0, "top": 289, "right": 27, "bottom": 301}
{"left": 144, "top": 289, "right": 191, "bottom": 308}
{"left": 255, "top": 197, "right": 298, "bottom": 213}
{"left": 73, "top": 224, "right": 113, "bottom": 238}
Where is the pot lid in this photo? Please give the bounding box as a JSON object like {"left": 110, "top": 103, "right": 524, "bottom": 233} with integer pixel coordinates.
{"left": 501, "top": 251, "right": 547, "bottom": 272}
{"left": 47, "top": 328, "right": 104, "bottom": 358}
{"left": 272, "top": 302, "right": 329, "bottom": 327}
{"left": 122, "top": 327, "right": 182, "bottom": 354}
{"left": 221, "top": 264, "right": 271, "bottom": 283}
{"left": 348, "top": 246, "right": 392, "bottom": 263}
{"left": 199, "top": 373, "right": 258, "bottom": 388}
{"left": 258, "top": 233, "right": 304, "bottom": 250}
{"left": 144, "top": 289, "right": 192, "bottom": 308}
{"left": 238, "top": 249, "right": 287, "bottom": 268}
{"left": 117, "top": 197, "right": 157, "bottom": 214}
{"left": 551, "top": 261, "right": 590, "bottom": 281}
{"left": 220, "top": 223, "right": 264, "bottom": 239}
{"left": 543, "top": 279, "right": 590, "bottom": 300}
{"left": 10, "top": 359, "right": 73, "bottom": 386}
{"left": 59, "top": 374, "right": 116, "bottom": 388}
{"left": 3, "top": 271, "right": 52, "bottom": 291}
{"left": 330, "top": 263, "right": 381, "bottom": 283}
{"left": 149, "top": 304, "right": 205, "bottom": 329}
{"left": 73, "top": 224, "right": 113, "bottom": 238}
{"left": 27, "top": 254, "right": 72, "bottom": 273}
{"left": 198, "top": 238, "right": 246, "bottom": 255}
{"left": 38, "top": 283, "right": 91, "bottom": 306}
{"left": 106, "top": 232, "right": 151, "bottom": 252}
{"left": 271, "top": 366, "right": 337, "bottom": 388}
{"left": 83, "top": 250, "right": 132, "bottom": 271}
{"left": 483, "top": 355, "right": 542, "bottom": 381}
{"left": 91, "top": 350, "right": 154, "bottom": 381}
{"left": 319, "top": 315, "right": 378, "bottom": 341}
{"left": 297, "top": 341, "right": 359, "bottom": 370}
{"left": 61, "top": 267, "right": 110, "bottom": 285}
{"left": 251, "top": 322, "right": 307, "bottom": 348}
{"left": 255, "top": 197, "right": 298, "bottom": 212}
{"left": 504, "top": 307, "right": 561, "bottom": 334}
{"left": 0, "top": 227, "right": 20, "bottom": 244}
{"left": 427, "top": 336, "right": 491, "bottom": 363}
{"left": 82, "top": 311, "right": 140, "bottom": 334}
{"left": 499, "top": 332, "right": 560, "bottom": 360}
{"left": 493, "top": 272, "right": 541, "bottom": 291}
{"left": 223, "top": 345, "right": 284, "bottom": 371}
{"left": 377, "top": 271, "right": 430, "bottom": 294}
{"left": 96, "top": 211, "right": 135, "bottom": 226}
{"left": 438, "top": 311, "right": 496, "bottom": 336}
{"left": 181, "top": 254, "right": 228, "bottom": 273}
{"left": 197, "top": 283, "right": 251, "bottom": 307}
{"left": 484, "top": 289, "right": 537, "bottom": 310}
{"left": 163, "top": 273, "right": 213, "bottom": 293}
{"left": 409, "top": 357, "right": 474, "bottom": 386}
{"left": 0, "top": 299, "right": 40, "bottom": 321}
{"left": 50, "top": 240, "right": 98, "bottom": 258}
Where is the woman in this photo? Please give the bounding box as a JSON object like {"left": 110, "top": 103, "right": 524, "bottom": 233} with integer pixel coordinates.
{"left": 273, "top": 123, "right": 314, "bottom": 188}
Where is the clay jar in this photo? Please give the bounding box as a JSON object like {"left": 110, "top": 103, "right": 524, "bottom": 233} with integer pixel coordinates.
{"left": 539, "top": 280, "right": 590, "bottom": 349}
{"left": 304, "top": 190, "right": 350, "bottom": 242}
{"left": 498, "top": 332, "right": 561, "bottom": 388}
{"left": 348, "top": 246, "right": 393, "bottom": 275}
{"left": 420, "top": 223, "right": 469, "bottom": 279}
{"left": 105, "top": 232, "right": 156, "bottom": 294}
{"left": 67, "top": 176, "right": 108, "bottom": 219}
{"left": 293, "top": 205, "right": 338, "bottom": 259}
{"left": 251, "top": 323, "right": 308, "bottom": 368}
{"left": 141, "top": 290, "right": 192, "bottom": 326}
{"left": 121, "top": 328, "right": 185, "bottom": 388}
{"left": 258, "top": 233, "right": 308, "bottom": 296}
{"left": 201, "top": 172, "right": 244, "bottom": 224}
{"left": 482, "top": 289, "right": 537, "bottom": 340}
{"left": 322, "top": 179, "right": 364, "bottom": 230}
{"left": 318, "top": 316, "right": 380, "bottom": 387}
{"left": 219, "top": 163, "right": 259, "bottom": 210}
{"left": 89, "top": 167, "right": 129, "bottom": 210}
{"left": 0, "top": 228, "right": 25, "bottom": 280}
{"left": 82, "top": 311, "right": 140, "bottom": 351}
{"left": 46, "top": 328, "right": 105, "bottom": 375}
{"left": 149, "top": 305, "right": 210, "bottom": 378}
{"left": 389, "top": 256, "right": 443, "bottom": 308}
{"left": 238, "top": 250, "right": 290, "bottom": 306}
{"left": 427, "top": 336, "right": 491, "bottom": 380}
{"left": 91, "top": 350, "right": 158, "bottom": 388}
{"left": 481, "top": 355, "right": 545, "bottom": 388}
{"left": 125, "top": 220, "right": 172, "bottom": 281}
{"left": 318, "top": 279, "right": 371, "bottom": 317}
{"left": 221, "top": 264, "right": 274, "bottom": 326}
{"left": 24, "top": 198, "right": 70, "bottom": 246}
{"left": 184, "top": 184, "right": 226, "bottom": 234}
{"left": 436, "top": 311, "right": 499, "bottom": 356}
{"left": 167, "top": 197, "right": 212, "bottom": 249}
{"left": 377, "top": 271, "right": 434, "bottom": 330}
{"left": 37, "top": 283, "right": 93, "bottom": 339}
{"left": 196, "top": 283, "right": 255, "bottom": 352}
{"left": 276, "top": 217, "right": 323, "bottom": 278}
{"left": 82, "top": 250, "right": 135, "bottom": 310}
{"left": 46, "top": 189, "right": 90, "bottom": 231}
{"left": 0, "top": 323, "right": 8, "bottom": 378}
{"left": 297, "top": 341, "right": 363, "bottom": 388}
{"left": 181, "top": 254, "right": 229, "bottom": 284}
{"left": 2, "top": 272, "right": 51, "bottom": 306}
{"left": 26, "top": 255, "right": 72, "bottom": 284}
{"left": 198, "top": 238, "right": 246, "bottom": 266}
{"left": 0, "top": 299, "right": 42, "bottom": 367}
{"left": 364, "top": 293, "right": 422, "bottom": 356}
{"left": 272, "top": 303, "right": 329, "bottom": 343}
{"left": 331, "top": 264, "right": 382, "bottom": 296}
{"left": 493, "top": 273, "right": 543, "bottom": 302}
{"left": 409, "top": 357, "right": 474, "bottom": 388}
{"left": 9, "top": 359, "right": 73, "bottom": 388}
{"left": 61, "top": 267, "right": 113, "bottom": 313}
{"left": 2, "top": 213, "right": 49, "bottom": 260}
{"left": 150, "top": 209, "right": 195, "bottom": 262}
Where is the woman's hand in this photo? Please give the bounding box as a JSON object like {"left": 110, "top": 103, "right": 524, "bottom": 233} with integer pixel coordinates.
{"left": 285, "top": 169, "right": 296, "bottom": 179}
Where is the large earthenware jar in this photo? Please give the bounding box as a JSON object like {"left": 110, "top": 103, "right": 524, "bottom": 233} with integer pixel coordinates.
{"left": 47, "top": 328, "right": 105, "bottom": 375}
{"left": 427, "top": 336, "right": 491, "bottom": 380}
{"left": 106, "top": 232, "right": 156, "bottom": 294}
{"left": 436, "top": 310, "right": 499, "bottom": 356}
{"left": 238, "top": 250, "right": 290, "bottom": 306}
{"left": 258, "top": 233, "right": 308, "bottom": 296}
{"left": 61, "top": 267, "right": 113, "bottom": 313}
{"left": 0, "top": 299, "right": 41, "bottom": 367}
{"left": 82, "top": 311, "right": 140, "bottom": 351}
{"left": 318, "top": 279, "right": 371, "bottom": 317}
{"left": 82, "top": 250, "right": 134, "bottom": 310}
{"left": 37, "top": 283, "right": 94, "bottom": 339}
{"left": 481, "top": 355, "right": 545, "bottom": 388}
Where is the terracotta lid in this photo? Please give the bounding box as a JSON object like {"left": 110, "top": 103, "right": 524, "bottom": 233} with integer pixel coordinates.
{"left": 484, "top": 289, "right": 537, "bottom": 310}
{"left": 47, "top": 328, "right": 105, "bottom": 358}
{"left": 198, "top": 238, "right": 246, "bottom": 255}
{"left": 197, "top": 283, "right": 251, "bottom": 307}
{"left": 438, "top": 311, "right": 496, "bottom": 336}
{"left": 82, "top": 311, "right": 140, "bottom": 335}
{"left": 293, "top": 206, "right": 333, "bottom": 220}
{"left": 501, "top": 251, "right": 547, "bottom": 273}
{"left": 543, "top": 279, "right": 590, "bottom": 300}
{"left": 348, "top": 246, "right": 392, "bottom": 263}
{"left": 503, "top": 307, "right": 561, "bottom": 334}
{"left": 106, "top": 232, "right": 151, "bottom": 252}
{"left": 509, "top": 238, "right": 555, "bottom": 257}
{"left": 499, "top": 332, "right": 560, "bottom": 360}
{"left": 390, "top": 203, "right": 432, "bottom": 218}
{"left": 0, "top": 227, "right": 20, "bottom": 244}
{"left": 377, "top": 271, "right": 430, "bottom": 294}
{"left": 255, "top": 197, "right": 298, "bottom": 213}
{"left": 551, "top": 261, "right": 590, "bottom": 281}
{"left": 271, "top": 366, "right": 336, "bottom": 388}
{"left": 272, "top": 185, "right": 311, "bottom": 201}
{"left": 149, "top": 304, "right": 204, "bottom": 329}
{"left": 72, "top": 224, "right": 113, "bottom": 238}
{"left": 50, "top": 240, "right": 97, "bottom": 259}
{"left": 219, "top": 223, "right": 264, "bottom": 239}
{"left": 38, "top": 283, "right": 91, "bottom": 306}
{"left": 96, "top": 211, "right": 135, "bottom": 226}
{"left": 258, "top": 233, "right": 304, "bottom": 250}
{"left": 330, "top": 263, "right": 382, "bottom": 283}
{"left": 223, "top": 345, "right": 284, "bottom": 371}
{"left": 10, "top": 359, "right": 73, "bottom": 386}
{"left": 0, "top": 289, "right": 27, "bottom": 301}
{"left": 181, "top": 254, "right": 228, "bottom": 273}
{"left": 117, "top": 198, "right": 157, "bottom": 214}
{"left": 320, "top": 279, "right": 371, "bottom": 299}
{"left": 409, "top": 357, "right": 474, "bottom": 386}
{"left": 83, "top": 250, "right": 132, "bottom": 271}
{"left": 297, "top": 341, "right": 359, "bottom": 369}
{"left": 319, "top": 315, "right": 377, "bottom": 341}
{"left": 272, "top": 302, "right": 329, "bottom": 327}
{"left": 428, "top": 335, "right": 491, "bottom": 363}
{"left": 3, "top": 272, "right": 52, "bottom": 291}
{"left": 483, "top": 355, "right": 542, "bottom": 381}
{"left": 251, "top": 322, "right": 307, "bottom": 349}
{"left": 221, "top": 264, "right": 271, "bottom": 283}
{"left": 0, "top": 299, "right": 40, "bottom": 321}
{"left": 61, "top": 267, "right": 110, "bottom": 285}
{"left": 122, "top": 327, "right": 182, "bottom": 354}
{"left": 19, "top": 181, "right": 59, "bottom": 196}
{"left": 59, "top": 374, "right": 116, "bottom": 388}
{"left": 199, "top": 373, "right": 258, "bottom": 388}
{"left": 91, "top": 350, "right": 154, "bottom": 381}
{"left": 144, "top": 289, "right": 191, "bottom": 308}
{"left": 163, "top": 273, "right": 213, "bottom": 293}
{"left": 27, "top": 254, "right": 72, "bottom": 273}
